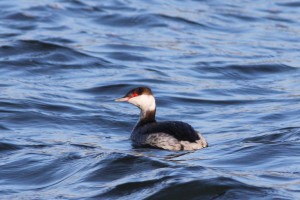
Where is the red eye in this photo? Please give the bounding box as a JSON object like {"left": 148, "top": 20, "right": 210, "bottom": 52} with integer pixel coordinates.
{"left": 133, "top": 92, "right": 138, "bottom": 97}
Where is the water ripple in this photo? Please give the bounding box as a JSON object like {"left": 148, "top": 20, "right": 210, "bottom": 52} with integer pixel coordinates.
{"left": 1, "top": 0, "right": 300, "bottom": 199}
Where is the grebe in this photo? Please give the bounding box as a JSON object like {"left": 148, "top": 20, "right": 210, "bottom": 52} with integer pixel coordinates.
{"left": 115, "top": 87, "right": 208, "bottom": 151}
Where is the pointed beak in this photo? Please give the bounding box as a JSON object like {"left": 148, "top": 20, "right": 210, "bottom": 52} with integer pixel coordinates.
{"left": 115, "top": 97, "right": 129, "bottom": 102}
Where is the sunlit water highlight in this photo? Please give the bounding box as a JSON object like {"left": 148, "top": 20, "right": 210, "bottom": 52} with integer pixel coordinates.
{"left": 0, "top": 0, "right": 300, "bottom": 199}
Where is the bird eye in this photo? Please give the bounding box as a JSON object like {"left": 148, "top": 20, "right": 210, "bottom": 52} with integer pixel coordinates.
{"left": 133, "top": 92, "right": 138, "bottom": 97}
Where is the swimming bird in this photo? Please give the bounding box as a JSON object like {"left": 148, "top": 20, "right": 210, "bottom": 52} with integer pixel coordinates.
{"left": 115, "top": 87, "right": 208, "bottom": 151}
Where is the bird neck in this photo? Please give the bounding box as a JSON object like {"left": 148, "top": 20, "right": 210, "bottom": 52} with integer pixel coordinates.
{"left": 139, "top": 108, "right": 156, "bottom": 124}
{"left": 138, "top": 95, "right": 156, "bottom": 124}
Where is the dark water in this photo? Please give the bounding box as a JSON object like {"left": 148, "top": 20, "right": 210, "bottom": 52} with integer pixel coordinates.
{"left": 1, "top": 0, "right": 300, "bottom": 199}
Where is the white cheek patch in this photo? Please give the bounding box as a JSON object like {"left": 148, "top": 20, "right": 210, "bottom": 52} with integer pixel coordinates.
{"left": 128, "top": 94, "right": 155, "bottom": 111}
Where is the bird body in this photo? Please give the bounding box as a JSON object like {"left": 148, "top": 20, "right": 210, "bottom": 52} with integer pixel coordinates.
{"left": 116, "top": 87, "right": 207, "bottom": 151}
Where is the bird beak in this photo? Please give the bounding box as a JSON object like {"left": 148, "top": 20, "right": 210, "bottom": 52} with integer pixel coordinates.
{"left": 115, "top": 97, "right": 129, "bottom": 102}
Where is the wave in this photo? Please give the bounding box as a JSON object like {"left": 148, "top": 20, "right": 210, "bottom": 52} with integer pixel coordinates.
{"left": 0, "top": 40, "right": 110, "bottom": 73}
{"left": 196, "top": 63, "right": 296, "bottom": 80}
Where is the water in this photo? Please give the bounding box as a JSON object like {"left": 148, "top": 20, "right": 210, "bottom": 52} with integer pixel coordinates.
{"left": 1, "top": 0, "right": 300, "bottom": 199}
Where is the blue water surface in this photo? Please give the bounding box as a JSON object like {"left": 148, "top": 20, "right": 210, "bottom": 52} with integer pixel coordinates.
{"left": 0, "top": 0, "right": 300, "bottom": 199}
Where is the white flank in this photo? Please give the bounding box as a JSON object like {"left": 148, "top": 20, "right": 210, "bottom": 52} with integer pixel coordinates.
{"left": 145, "top": 132, "right": 208, "bottom": 151}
